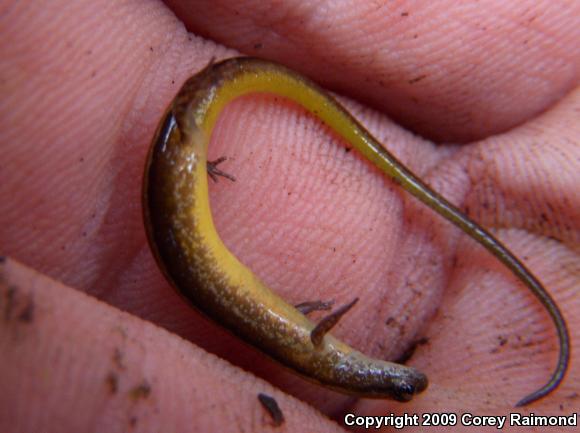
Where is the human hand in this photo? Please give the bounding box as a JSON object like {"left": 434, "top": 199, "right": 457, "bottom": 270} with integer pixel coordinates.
{"left": 1, "top": 1, "right": 578, "bottom": 432}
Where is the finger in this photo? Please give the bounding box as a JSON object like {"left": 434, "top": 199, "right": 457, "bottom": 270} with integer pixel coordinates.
{"left": 0, "top": 0, "right": 447, "bottom": 411}
{"left": 164, "top": 0, "right": 580, "bottom": 141}
{"left": 0, "top": 0, "right": 218, "bottom": 329}
{"left": 0, "top": 258, "right": 341, "bottom": 432}
{"left": 201, "top": 88, "right": 447, "bottom": 408}
{"left": 355, "top": 228, "right": 580, "bottom": 425}
{"left": 353, "top": 88, "right": 580, "bottom": 417}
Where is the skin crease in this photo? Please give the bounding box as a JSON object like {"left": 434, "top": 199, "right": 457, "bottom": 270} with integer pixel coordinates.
{"left": 0, "top": 0, "right": 579, "bottom": 431}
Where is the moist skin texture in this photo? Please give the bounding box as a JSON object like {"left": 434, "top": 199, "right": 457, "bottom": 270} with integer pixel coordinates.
{"left": 143, "top": 57, "right": 569, "bottom": 405}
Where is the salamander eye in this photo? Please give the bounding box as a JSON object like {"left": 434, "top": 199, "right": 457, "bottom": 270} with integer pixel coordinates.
{"left": 392, "top": 383, "right": 416, "bottom": 402}
{"left": 390, "top": 371, "right": 428, "bottom": 402}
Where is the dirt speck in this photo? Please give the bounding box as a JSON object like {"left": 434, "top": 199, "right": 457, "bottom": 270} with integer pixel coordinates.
{"left": 106, "top": 372, "right": 119, "bottom": 394}
{"left": 129, "top": 381, "right": 151, "bottom": 401}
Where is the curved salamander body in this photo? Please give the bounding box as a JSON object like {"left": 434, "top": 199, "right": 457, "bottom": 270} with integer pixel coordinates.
{"left": 143, "top": 57, "right": 568, "bottom": 405}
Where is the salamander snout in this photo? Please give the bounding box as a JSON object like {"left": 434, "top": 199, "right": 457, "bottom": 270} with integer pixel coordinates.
{"left": 391, "top": 370, "right": 429, "bottom": 402}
